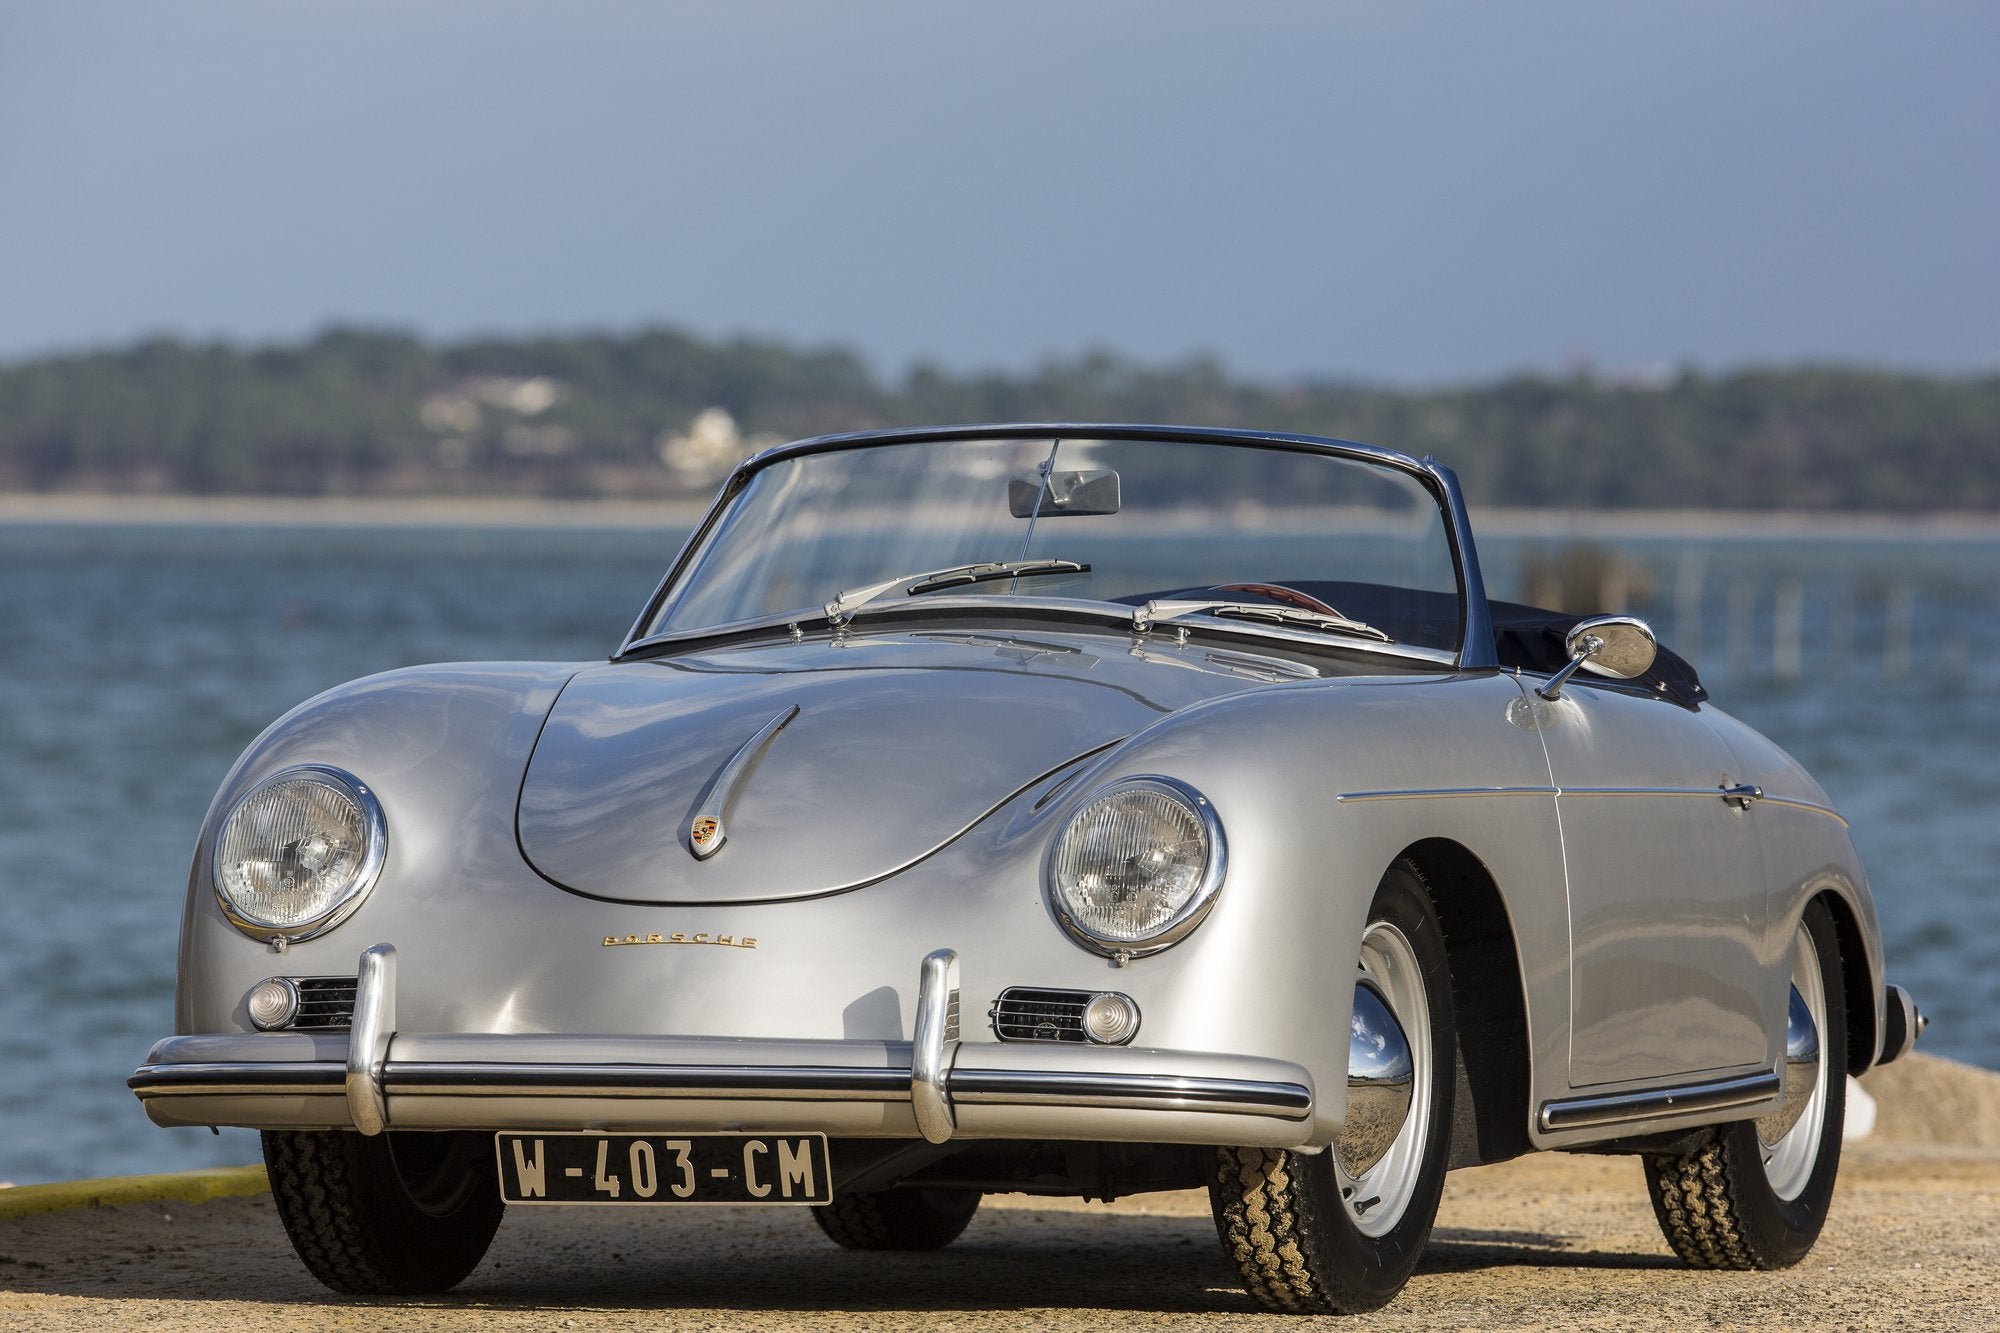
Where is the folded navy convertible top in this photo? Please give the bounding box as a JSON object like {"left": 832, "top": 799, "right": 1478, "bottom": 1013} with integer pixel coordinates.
{"left": 1490, "top": 599, "right": 1707, "bottom": 709}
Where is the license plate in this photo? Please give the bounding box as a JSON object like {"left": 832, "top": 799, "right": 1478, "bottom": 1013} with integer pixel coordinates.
{"left": 495, "top": 1132, "right": 833, "bottom": 1206}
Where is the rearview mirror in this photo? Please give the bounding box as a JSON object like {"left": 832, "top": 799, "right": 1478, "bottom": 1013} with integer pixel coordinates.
{"left": 1009, "top": 469, "right": 1121, "bottom": 518}
{"left": 1569, "top": 615, "right": 1659, "bottom": 680}
{"left": 1539, "top": 615, "right": 1658, "bottom": 700}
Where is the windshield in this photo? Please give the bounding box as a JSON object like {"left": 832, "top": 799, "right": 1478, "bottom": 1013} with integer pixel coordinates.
{"left": 643, "top": 435, "right": 1462, "bottom": 653}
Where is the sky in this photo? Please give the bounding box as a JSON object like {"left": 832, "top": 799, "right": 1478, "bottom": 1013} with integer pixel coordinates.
{"left": 2, "top": 1, "right": 1996, "bottom": 385}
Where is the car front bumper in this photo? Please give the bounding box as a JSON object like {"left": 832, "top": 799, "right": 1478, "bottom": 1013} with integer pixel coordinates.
{"left": 131, "top": 944, "right": 1317, "bottom": 1149}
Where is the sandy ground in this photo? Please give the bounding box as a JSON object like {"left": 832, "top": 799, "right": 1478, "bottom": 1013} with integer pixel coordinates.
{"left": 4, "top": 1056, "right": 1997, "bottom": 1331}
{"left": 2, "top": 1144, "right": 1994, "bottom": 1331}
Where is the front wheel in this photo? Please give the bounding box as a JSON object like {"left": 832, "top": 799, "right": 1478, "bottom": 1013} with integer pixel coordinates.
{"left": 1644, "top": 898, "right": 1847, "bottom": 1269}
{"left": 262, "top": 1129, "right": 504, "bottom": 1294}
{"left": 1209, "top": 859, "right": 1456, "bottom": 1314}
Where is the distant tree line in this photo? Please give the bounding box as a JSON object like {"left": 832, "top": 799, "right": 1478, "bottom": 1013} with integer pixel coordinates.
{"left": 1, "top": 326, "right": 1995, "bottom": 510}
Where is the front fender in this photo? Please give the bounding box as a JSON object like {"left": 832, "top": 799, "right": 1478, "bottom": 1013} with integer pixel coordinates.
{"left": 1028, "top": 669, "right": 1564, "bottom": 1146}
{"left": 177, "top": 661, "right": 580, "bottom": 1031}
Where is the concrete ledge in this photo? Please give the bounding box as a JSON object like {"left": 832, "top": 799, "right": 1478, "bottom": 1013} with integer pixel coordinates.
{"left": 0, "top": 1164, "right": 267, "bottom": 1221}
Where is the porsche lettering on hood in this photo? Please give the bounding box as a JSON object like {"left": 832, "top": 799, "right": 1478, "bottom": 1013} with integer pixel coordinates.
{"left": 515, "top": 633, "right": 1272, "bottom": 904}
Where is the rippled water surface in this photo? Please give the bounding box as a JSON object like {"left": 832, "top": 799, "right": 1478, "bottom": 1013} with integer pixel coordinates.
{"left": 1, "top": 518, "right": 1993, "bottom": 1186}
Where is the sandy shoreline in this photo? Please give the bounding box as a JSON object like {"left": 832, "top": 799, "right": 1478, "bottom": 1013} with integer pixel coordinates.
{"left": 4, "top": 490, "right": 1999, "bottom": 539}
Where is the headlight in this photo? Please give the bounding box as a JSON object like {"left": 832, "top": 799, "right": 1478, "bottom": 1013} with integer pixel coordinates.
{"left": 212, "top": 765, "right": 386, "bottom": 942}
{"left": 1046, "top": 776, "right": 1225, "bottom": 956}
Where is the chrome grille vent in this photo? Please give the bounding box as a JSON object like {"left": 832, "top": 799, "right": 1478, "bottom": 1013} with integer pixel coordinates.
{"left": 291, "top": 976, "right": 359, "bottom": 1029}
{"left": 990, "top": 987, "right": 1092, "bottom": 1043}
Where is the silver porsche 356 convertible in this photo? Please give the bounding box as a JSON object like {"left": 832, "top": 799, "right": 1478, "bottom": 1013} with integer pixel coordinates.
{"left": 133, "top": 423, "right": 1924, "bottom": 1314}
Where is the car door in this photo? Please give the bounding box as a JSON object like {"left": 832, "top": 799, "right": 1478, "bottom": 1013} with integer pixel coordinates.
{"left": 1532, "top": 677, "right": 1769, "bottom": 1087}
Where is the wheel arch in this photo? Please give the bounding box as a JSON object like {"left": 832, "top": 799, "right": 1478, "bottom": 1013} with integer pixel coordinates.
{"left": 1811, "top": 888, "right": 1878, "bottom": 1075}
{"left": 1397, "top": 837, "right": 1533, "bottom": 1168}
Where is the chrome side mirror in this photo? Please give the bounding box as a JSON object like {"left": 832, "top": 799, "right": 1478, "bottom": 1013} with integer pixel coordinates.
{"left": 1538, "top": 615, "right": 1658, "bottom": 701}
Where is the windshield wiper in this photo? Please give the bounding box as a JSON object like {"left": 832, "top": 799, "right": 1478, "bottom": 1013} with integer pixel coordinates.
{"left": 1132, "top": 599, "right": 1392, "bottom": 643}
{"left": 825, "top": 559, "right": 1090, "bottom": 627}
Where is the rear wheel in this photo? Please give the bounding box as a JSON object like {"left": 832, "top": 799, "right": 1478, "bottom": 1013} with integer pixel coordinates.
{"left": 810, "top": 1187, "right": 981, "bottom": 1250}
{"left": 1209, "top": 860, "right": 1456, "bottom": 1314}
{"left": 262, "top": 1129, "right": 504, "bottom": 1294}
{"left": 1644, "top": 898, "right": 1846, "bottom": 1269}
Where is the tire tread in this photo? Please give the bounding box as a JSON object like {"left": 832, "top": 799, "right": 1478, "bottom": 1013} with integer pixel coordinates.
{"left": 1642, "top": 898, "right": 1847, "bottom": 1273}
{"left": 261, "top": 1129, "right": 502, "bottom": 1295}
{"left": 1206, "top": 857, "right": 1456, "bottom": 1315}
{"left": 1644, "top": 1131, "right": 1760, "bottom": 1269}
{"left": 264, "top": 1130, "right": 395, "bottom": 1293}
{"left": 810, "top": 1187, "right": 979, "bottom": 1251}
{"left": 1209, "top": 1147, "right": 1340, "bottom": 1313}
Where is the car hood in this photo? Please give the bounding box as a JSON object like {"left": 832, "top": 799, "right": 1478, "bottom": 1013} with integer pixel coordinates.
{"left": 517, "top": 627, "right": 1328, "bottom": 904}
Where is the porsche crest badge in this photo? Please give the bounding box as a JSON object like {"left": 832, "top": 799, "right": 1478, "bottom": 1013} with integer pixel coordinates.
{"left": 689, "top": 816, "right": 723, "bottom": 857}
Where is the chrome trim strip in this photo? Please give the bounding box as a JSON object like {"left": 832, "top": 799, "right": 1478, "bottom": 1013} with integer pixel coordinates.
{"left": 1562, "top": 787, "right": 1849, "bottom": 825}
{"left": 129, "top": 1062, "right": 347, "bottom": 1096}
{"left": 389, "top": 1065, "right": 915, "bottom": 1100}
{"left": 949, "top": 1069, "right": 1314, "bottom": 1120}
{"left": 1562, "top": 785, "right": 1760, "bottom": 800}
{"left": 741, "top": 422, "right": 1435, "bottom": 478}
{"left": 682, "top": 703, "right": 799, "bottom": 860}
{"left": 345, "top": 944, "right": 395, "bottom": 1136}
{"left": 1539, "top": 1070, "right": 1781, "bottom": 1133}
{"left": 1430, "top": 457, "right": 1497, "bottom": 670}
{"left": 1336, "top": 786, "right": 1559, "bottom": 803}
{"left": 911, "top": 949, "right": 961, "bottom": 1143}
{"left": 135, "top": 1062, "right": 913, "bottom": 1102}
{"left": 132, "top": 1061, "right": 1311, "bottom": 1122}
{"left": 1333, "top": 784, "right": 1847, "bottom": 825}
{"left": 1757, "top": 795, "right": 1851, "bottom": 826}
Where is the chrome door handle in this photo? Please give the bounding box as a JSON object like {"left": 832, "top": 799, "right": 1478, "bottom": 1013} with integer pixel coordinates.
{"left": 1720, "top": 784, "right": 1764, "bottom": 810}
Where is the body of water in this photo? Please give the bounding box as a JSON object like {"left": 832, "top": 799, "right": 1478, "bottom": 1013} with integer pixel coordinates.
{"left": 1, "top": 518, "right": 1993, "bottom": 1186}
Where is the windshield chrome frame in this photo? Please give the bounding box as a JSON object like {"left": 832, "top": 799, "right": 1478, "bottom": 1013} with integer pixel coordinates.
{"left": 617, "top": 423, "right": 1496, "bottom": 671}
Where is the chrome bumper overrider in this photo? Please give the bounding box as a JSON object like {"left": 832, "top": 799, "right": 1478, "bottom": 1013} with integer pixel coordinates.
{"left": 132, "top": 945, "right": 1316, "bottom": 1147}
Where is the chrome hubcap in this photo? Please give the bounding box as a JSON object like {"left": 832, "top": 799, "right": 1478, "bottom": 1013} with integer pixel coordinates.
{"left": 1755, "top": 927, "right": 1828, "bottom": 1200}
{"left": 1756, "top": 984, "right": 1822, "bottom": 1147}
{"left": 1338, "top": 983, "right": 1415, "bottom": 1177}
{"left": 1333, "top": 921, "right": 1431, "bottom": 1237}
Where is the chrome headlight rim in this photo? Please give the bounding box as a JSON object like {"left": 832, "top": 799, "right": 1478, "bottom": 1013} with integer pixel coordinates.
{"left": 210, "top": 764, "right": 388, "bottom": 944}
{"left": 1044, "top": 774, "right": 1227, "bottom": 958}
